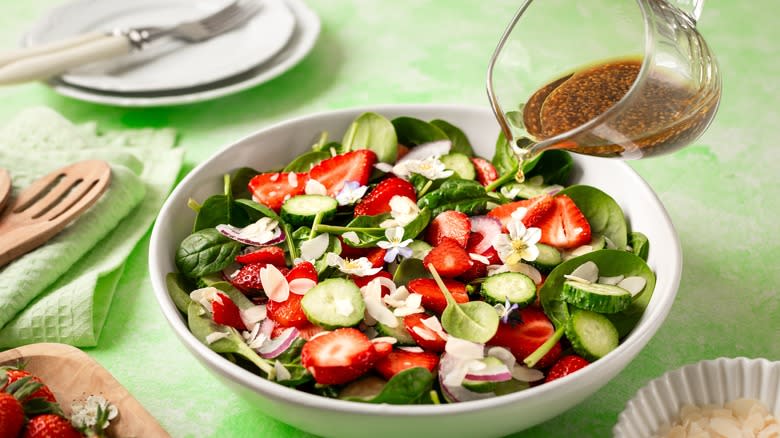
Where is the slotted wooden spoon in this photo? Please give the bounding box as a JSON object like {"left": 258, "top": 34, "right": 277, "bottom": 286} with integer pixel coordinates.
{"left": 0, "top": 160, "right": 111, "bottom": 268}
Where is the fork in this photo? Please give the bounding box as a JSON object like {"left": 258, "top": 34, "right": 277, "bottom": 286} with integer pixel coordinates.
{"left": 0, "top": 0, "right": 262, "bottom": 85}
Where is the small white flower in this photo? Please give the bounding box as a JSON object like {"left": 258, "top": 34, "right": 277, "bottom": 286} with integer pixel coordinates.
{"left": 491, "top": 215, "right": 541, "bottom": 266}
{"left": 304, "top": 179, "right": 328, "bottom": 195}
{"left": 380, "top": 195, "right": 420, "bottom": 228}
{"left": 326, "top": 253, "right": 382, "bottom": 276}
{"left": 335, "top": 180, "right": 368, "bottom": 206}
{"left": 392, "top": 156, "right": 453, "bottom": 180}
{"left": 70, "top": 395, "right": 118, "bottom": 429}
{"left": 376, "top": 227, "right": 413, "bottom": 262}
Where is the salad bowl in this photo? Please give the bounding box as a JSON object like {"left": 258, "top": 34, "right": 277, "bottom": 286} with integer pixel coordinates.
{"left": 148, "top": 104, "right": 682, "bottom": 438}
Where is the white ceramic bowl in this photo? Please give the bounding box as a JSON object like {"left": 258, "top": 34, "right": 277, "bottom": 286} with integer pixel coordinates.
{"left": 149, "top": 104, "right": 682, "bottom": 438}
{"left": 614, "top": 357, "right": 780, "bottom": 437}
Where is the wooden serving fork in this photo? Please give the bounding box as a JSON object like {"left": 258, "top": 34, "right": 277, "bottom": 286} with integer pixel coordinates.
{"left": 0, "top": 160, "right": 111, "bottom": 268}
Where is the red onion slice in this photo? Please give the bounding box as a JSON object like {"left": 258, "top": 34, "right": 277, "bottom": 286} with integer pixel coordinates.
{"left": 216, "top": 224, "right": 285, "bottom": 246}
{"left": 469, "top": 216, "right": 502, "bottom": 254}
{"left": 259, "top": 327, "right": 299, "bottom": 359}
{"left": 464, "top": 364, "right": 512, "bottom": 382}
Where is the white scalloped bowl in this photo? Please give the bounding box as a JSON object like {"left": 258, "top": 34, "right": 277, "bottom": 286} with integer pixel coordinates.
{"left": 149, "top": 104, "right": 682, "bottom": 438}
{"left": 614, "top": 357, "right": 780, "bottom": 437}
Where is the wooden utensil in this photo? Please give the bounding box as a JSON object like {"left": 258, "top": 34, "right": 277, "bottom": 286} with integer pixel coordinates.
{"left": 0, "top": 168, "right": 10, "bottom": 213}
{"left": 0, "top": 160, "right": 111, "bottom": 267}
{"left": 0, "top": 343, "right": 170, "bottom": 437}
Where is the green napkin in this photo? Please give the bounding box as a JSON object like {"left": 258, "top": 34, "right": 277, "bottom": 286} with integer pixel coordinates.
{"left": 0, "top": 107, "right": 183, "bottom": 348}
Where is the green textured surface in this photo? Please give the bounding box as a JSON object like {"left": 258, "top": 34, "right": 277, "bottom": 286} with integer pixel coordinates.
{"left": 1, "top": 1, "right": 778, "bottom": 437}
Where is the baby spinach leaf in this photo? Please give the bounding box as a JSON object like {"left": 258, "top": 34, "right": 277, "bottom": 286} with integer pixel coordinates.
{"left": 193, "top": 194, "right": 250, "bottom": 231}
{"left": 283, "top": 150, "right": 330, "bottom": 173}
{"left": 525, "top": 150, "right": 573, "bottom": 185}
{"left": 431, "top": 267, "right": 498, "bottom": 343}
{"left": 175, "top": 228, "right": 241, "bottom": 279}
{"left": 392, "top": 116, "right": 449, "bottom": 146}
{"left": 234, "top": 198, "right": 280, "bottom": 222}
{"left": 629, "top": 232, "right": 650, "bottom": 261}
{"left": 430, "top": 119, "right": 474, "bottom": 156}
{"left": 492, "top": 132, "right": 519, "bottom": 176}
{"left": 166, "top": 272, "right": 194, "bottom": 314}
{"left": 539, "top": 249, "right": 656, "bottom": 337}
{"left": 392, "top": 258, "right": 431, "bottom": 286}
{"left": 342, "top": 112, "right": 398, "bottom": 163}
{"left": 402, "top": 208, "right": 431, "bottom": 241}
{"left": 557, "top": 185, "right": 628, "bottom": 250}
{"left": 230, "top": 167, "right": 260, "bottom": 200}
{"left": 417, "top": 179, "right": 491, "bottom": 216}
{"left": 340, "top": 368, "right": 434, "bottom": 404}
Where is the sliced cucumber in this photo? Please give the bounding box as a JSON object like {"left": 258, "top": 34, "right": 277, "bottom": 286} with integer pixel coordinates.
{"left": 530, "top": 243, "right": 562, "bottom": 273}
{"left": 440, "top": 152, "right": 476, "bottom": 180}
{"left": 565, "top": 308, "right": 619, "bottom": 361}
{"left": 561, "top": 280, "right": 632, "bottom": 314}
{"left": 407, "top": 240, "right": 433, "bottom": 260}
{"left": 281, "top": 194, "right": 338, "bottom": 227}
{"left": 301, "top": 278, "right": 365, "bottom": 329}
{"left": 375, "top": 317, "right": 416, "bottom": 346}
{"left": 480, "top": 272, "right": 536, "bottom": 307}
{"left": 461, "top": 356, "right": 511, "bottom": 393}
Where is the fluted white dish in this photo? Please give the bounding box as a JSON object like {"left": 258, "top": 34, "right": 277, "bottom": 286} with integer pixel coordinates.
{"left": 614, "top": 357, "right": 780, "bottom": 437}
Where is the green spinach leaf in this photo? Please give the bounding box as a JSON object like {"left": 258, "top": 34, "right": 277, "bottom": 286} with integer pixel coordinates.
{"left": 430, "top": 119, "right": 474, "bottom": 156}
{"left": 431, "top": 268, "right": 498, "bottom": 343}
{"left": 558, "top": 185, "right": 628, "bottom": 250}
{"left": 340, "top": 368, "right": 434, "bottom": 404}
{"left": 402, "top": 208, "right": 431, "bottom": 240}
{"left": 629, "top": 232, "right": 650, "bottom": 261}
{"left": 283, "top": 150, "right": 331, "bottom": 173}
{"left": 525, "top": 150, "right": 573, "bottom": 185}
{"left": 392, "top": 257, "right": 431, "bottom": 286}
{"left": 392, "top": 116, "right": 449, "bottom": 146}
{"left": 166, "top": 272, "right": 194, "bottom": 314}
{"left": 175, "top": 228, "right": 241, "bottom": 278}
{"left": 230, "top": 167, "right": 260, "bottom": 200}
{"left": 342, "top": 112, "right": 398, "bottom": 163}
{"left": 234, "top": 198, "right": 280, "bottom": 222}
{"left": 417, "top": 179, "right": 491, "bottom": 216}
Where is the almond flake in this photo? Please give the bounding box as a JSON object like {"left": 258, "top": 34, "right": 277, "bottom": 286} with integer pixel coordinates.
{"left": 270, "top": 173, "right": 280, "bottom": 182}
{"left": 341, "top": 231, "right": 360, "bottom": 245}
{"left": 569, "top": 261, "right": 599, "bottom": 283}
{"left": 445, "top": 337, "right": 484, "bottom": 360}
{"left": 288, "top": 172, "right": 299, "bottom": 188}
{"left": 305, "top": 179, "right": 328, "bottom": 195}
{"left": 511, "top": 364, "right": 545, "bottom": 382}
{"left": 412, "top": 326, "right": 437, "bottom": 341}
{"left": 240, "top": 305, "right": 267, "bottom": 327}
{"left": 205, "top": 331, "right": 230, "bottom": 344}
{"left": 469, "top": 253, "right": 491, "bottom": 265}
{"left": 371, "top": 336, "right": 398, "bottom": 345}
{"left": 398, "top": 346, "right": 424, "bottom": 353}
{"left": 618, "top": 276, "right": 647, "bottom": 296}
{"left": 300, "top": 233, "right": 330, "bottom": 261}
{"left": 421, "top": 315, "right": 448, "bottom": 340}
{"left": 289, "top": 278, "right": 317, "bottom": 295}
{"left": 260, "top": 265, "right": 290, "bottom": 302}
{"left": 274, "top": 361, "right": 292, "bottom": 381}
{"left": 599, "top": 275, "right": 625, "bottom": 285}
{"left": 309, "top": 330, "right": 330, "bottom": 341}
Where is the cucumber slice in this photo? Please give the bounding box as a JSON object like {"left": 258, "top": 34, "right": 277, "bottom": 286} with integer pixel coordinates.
{"left": 440, "top": 152, "right": 476, "bottom": 180}
{"left": 281, "top": 195, "right": 338, "bottom": 227}
{"left": 461, "top": 356, "right": 511, "bottom": 393}
{"left": 375, "top": 317, "right": 416, "bottom": 346}
{"left": 561, "top": 280, "right": 632, "bottom": 314}
{"left": 530, "top": 244, "right": 562, "bottom": 273}
{"left": 565, "top": 308, "right": 619, "bottom": 361}
{"left": 301, "top": 278, "right": 365, "bottom": 329}
{"left": 407, "top": 240, "right": 433, "bottom": 260}
{"left": 480, "top": 272, "right": 536, "bottom": 307}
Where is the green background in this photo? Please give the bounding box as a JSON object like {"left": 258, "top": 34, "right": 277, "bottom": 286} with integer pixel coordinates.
{"left": 1, "top": 0, "right": 778, "bottom": 436}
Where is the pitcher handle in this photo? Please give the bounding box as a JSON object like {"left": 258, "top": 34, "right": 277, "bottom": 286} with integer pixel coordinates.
{"left": 666, "top": 0, "right": 705, "bottom": 22}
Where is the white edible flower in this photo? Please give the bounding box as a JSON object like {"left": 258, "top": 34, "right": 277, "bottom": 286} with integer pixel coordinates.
{"left": 380, "top": 195, "right": 420, "bottom": 228}
{"left": 326, "top": 253, "right": 381, "bottom": 276}
{"left": 70, "top": 395, "right": 118, "bottom": 430}
{"left": 392, "top": 156, "right": 454, "bottom": 180}
{"left": 299, "top": 232, "right": 330, "bottom": 262}
{"left": 335, "top": 180, "right": 369, "bottom": 206}
{"left": 491, "top": 215, "right": 541, "bottom": 266}
{"left": 376, "top": 227, "right": 414, "bottom": 262}
{"left": 304, "top": 179, "right": 328, "bottom": 196}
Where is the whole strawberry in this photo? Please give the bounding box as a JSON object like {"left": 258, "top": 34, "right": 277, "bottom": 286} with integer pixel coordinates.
{"left": 23, "top": 414, "right": 82, "bottom": 438}
{"left": 545, "top": 355, "right": 590, "bottom": 382}
{"left": 1, "top": 367, "right": 57, "bottom": 403}
{"left": 0, "top": 392, "right": 24, "bottom": 438}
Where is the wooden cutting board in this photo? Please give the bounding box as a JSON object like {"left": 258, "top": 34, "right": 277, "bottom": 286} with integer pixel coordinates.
{"left": 0, "top": 343, "right": 169, "bottom": 437}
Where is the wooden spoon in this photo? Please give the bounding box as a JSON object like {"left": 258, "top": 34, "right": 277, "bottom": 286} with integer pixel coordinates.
{"left": 0, "top": 168, "right": 10, "bottom": 213}
{"left": 0, "top": 160, "right": 111, "bottom": 268}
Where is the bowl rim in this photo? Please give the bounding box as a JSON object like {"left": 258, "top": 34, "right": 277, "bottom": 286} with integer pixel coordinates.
{"left": 149, "top": 103, "right": 682, "bottom": 416}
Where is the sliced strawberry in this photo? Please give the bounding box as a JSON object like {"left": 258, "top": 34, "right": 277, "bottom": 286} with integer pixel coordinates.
{"left": 286, "top": 261, "right": 318, "bottom": 283}
{"left": 354, "top": 177, "right": 416, "bottom": 216}
{"left": 403, "top": 313, "right": 446, "bottom": 352}
{"left": 266, "top": 292, "right": 309, "bottom": 328}
{"left": 535, "top": 195, "right": 591, "bottom": 249}
{"left": 351, "top": 270, "right": 393, "bottom": 295}
{"left": 471, "top": 157, "right": 498, "bottom": 186}
{"left": 230, "top": 263, "right": 268, "bottom": 294}
{"left": 212, "top": 292, "right": 247, "bottom": 331}
{"left": 301, "top": 328, "right": 379, "bottom": 385}
{"left": 372, "top": 341, "right": 394, "bottom": 358}
{"left": 407, "top": 278, "right": 469, "bottom": 314}
{"left": 309, "top": 149, "right": 377, "bottom": 195}
{"left": 487, "top": 306, "right": 562, "bottom": 369}
{"left": 374, "top": 349, "right": 440, "bottom": 380}
{"left": 272, "top": 322, "right": 324, "bottom": 340}
{"left": 426, "top": 210, "right": 471, "bottom": 247}
{"left": 235, "top": 245, "right": 286, "bottom": 266}
{"left": 338, "top": 242, "right": 386, "bottom": 268}
{"left": 545, "top": 354, "right": 590, "bottom": 382}
{"left": 0, "top": 368, "right": 57, "bottom": 403}
{"left": 423, "top": 238, "right": 472, "bottom": 278}
{"left": 248, "top": 172, "right": 308, "bottom": 211}
{"left": 487, "top": 195, "right": 556, "bottom": 231}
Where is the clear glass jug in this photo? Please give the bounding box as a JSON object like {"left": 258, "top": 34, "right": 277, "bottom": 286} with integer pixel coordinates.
{"left": 486, "top": 0, "right": 721, "bottom": 163}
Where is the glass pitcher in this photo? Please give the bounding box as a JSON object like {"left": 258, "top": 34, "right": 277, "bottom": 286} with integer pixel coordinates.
{"left": 486, "top": 0, "right": 721, "bottom": 164}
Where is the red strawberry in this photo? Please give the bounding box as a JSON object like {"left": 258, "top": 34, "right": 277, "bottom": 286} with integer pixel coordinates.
{"left": 212, "top": 292, "right": 247, "bottom": 331}
{"left": 374, "top": 349, "right": 440, "bottom": 380}
{"left": 397, "top": 144, "right": 411, "bottom": 160}
{"left": 423, "top": 238, "right": 472, "bottom": 278}
{"left": 267, "top": 292, "right": 309, "bottom": 328}
{"left": 248, "top": 172, "right": 308, "bottom": 211}
{"left": 286, "top": 261, "right": 318, "bottom": 283}
{"left": 372, "top": 341, "right": 394, "bottom": 358}
{"left": 301, "top": 328, "right": 379, "bottom": 385}
{"left": 471, "top": 157, "right": 498, "bottom": 186}
{"left": 337, "top": 243, "right": 386, "bottom": 268}
{"left": 536, "top": 195, "right": 592, "bottom": 249}
{"left": 487, "top": 306, "right": 562, "bottom": 369}
{"left": 229, "top": 263, "right": 267, "bottom": 294}
{"left": 407, "top": 278, "right": 469, "bottom": 314}
{"left": 426, "top": 210, "right": 471, "bottom": 247}
{"left": 351, "top": 271, "right": 393, "bottom": 295}
{"left": 0, "top": 368, "right": 56, "bottom": 403}
{"left": 0, "top": 392, "right": 24, "bottom": 438}
{"left": 309, "top": 149, "right": 377, "bottom": 195}
{"left": 545, "top": 355, "right": 590, "bottom": 382}
{"left": 487, "top": 195, "right": 556, "bottom": 231}
{"left": 272, "top": 322, "right": 324, "bottom": 340}
{"left": 354, "top": 177, "right": 416, "bottom": 216}
{"left": 235, "top": 245, "right": 286, "bottom": 266}
{"left": 403, "top": 313, "right": 446, "bottom": 352}
{"left": 22, "top": 414, "right": 81, "bottom": 438}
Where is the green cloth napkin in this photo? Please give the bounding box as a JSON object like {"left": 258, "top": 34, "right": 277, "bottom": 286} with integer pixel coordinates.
{"left": 0, "top": 107, "right": 183, "bottom": 348}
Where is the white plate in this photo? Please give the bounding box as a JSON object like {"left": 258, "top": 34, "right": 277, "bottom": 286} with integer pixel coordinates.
{"left": 35, "top": 0, "right": 319, "bottom": 107}
{"left": 23, "top": 0, "right": 296, "bottom": 93}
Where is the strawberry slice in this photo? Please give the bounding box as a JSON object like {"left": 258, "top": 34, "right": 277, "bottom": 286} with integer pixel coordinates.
{"left": 372, "top": 341, "right": 394, "bottom": 358}
{"left": 536, "top": 194, "right": 591, "bottom": 249}
{"left": 487, "top": 195, "right": 556, "bottom": 231}
{"left": 426, "top": 210, "right": 471, "bottom": 247}
{"left": 545, "top": 354, "right": 590, "bottom": 382}
{"left": 309, "top": 149, "right": 377, "bottom": 195}
{"left": 407, "top": 277, "right": 469, "bottom": 314}
{"left": 301, "top": 328, "right": 379, "bottom": 385}
{"left": 351, "top": 270, "right": 393, "bottom": 295}
{"left": 248, "top": 172, "right": 308, "bottom": 211}
{"left": 374, "top": 349, "right": 440, "bottom": 380}
{"left": 423, "top": 237, "right": 472, "bottom": 278}
{"left": 286, "top": 261, "right": 318, "bottom": 283}
{"left": 471, "top": 157, "right": 498, "bottom": 186}
{"left": 487, "top": 306, "right": 562, "bottom": 369}
{"left": 230, "top": 262, "right": 287, "bottom": 294}
{"left": 403, "top": 313, "right": 446, "bottom": 352}
{"left": 212, "top": 292, "right": 247, "bottom": 331}
{"left": 235, "top": 246, "right": 286, "bottom": 266}
{"left": 354, "top": 177, "right": 416, "bottom": 216}
{"left": 338, "top": 241, "right": 387, "bottom": 268}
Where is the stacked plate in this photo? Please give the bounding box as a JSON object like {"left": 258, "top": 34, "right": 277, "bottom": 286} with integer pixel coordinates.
{"left": 21, "top": 0, "right": 320, "bottom": 106}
